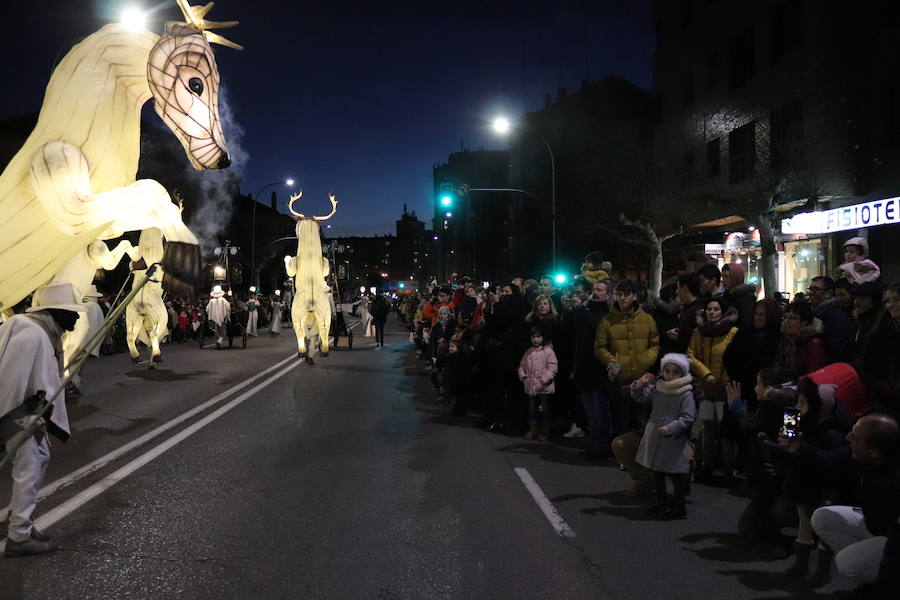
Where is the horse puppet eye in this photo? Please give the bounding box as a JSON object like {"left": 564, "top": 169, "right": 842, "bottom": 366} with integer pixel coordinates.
{"left": 188, "top": 77, "right": 204, "bottom": 96}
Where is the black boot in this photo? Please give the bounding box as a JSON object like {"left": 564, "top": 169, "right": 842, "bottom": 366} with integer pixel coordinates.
{"left": 784, "top": 541, "right": 815, "bottom": 577}
{"left": 805, "top": 547, "right": 833, "bottom": 588}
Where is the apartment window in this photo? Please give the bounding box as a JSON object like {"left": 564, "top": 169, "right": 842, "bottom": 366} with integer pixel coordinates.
{"left": 770, "top": 99, "right": 804, "bottom": 170}
{"left": 728, "top": 25, "right": 756, "bottom": 90}
{"left": 707, "top": 138, "right": 721, "bottom": 177}
{"left": 729, "top": 121, "right": 756, "bottom": 183}
{"left": 888, "top": 83, "right": 900, "bottom": 147}
{"left": 683, "top": 71, "right": 694, "bottom": 106}
{"left": 771, "top": 0, "right": 803, "bottom": 64}
{"left": 706, "top": 53, "right": 720, "bottom": 92}
{"left": 683, "top": 149, "right": 696, "bottom": 173}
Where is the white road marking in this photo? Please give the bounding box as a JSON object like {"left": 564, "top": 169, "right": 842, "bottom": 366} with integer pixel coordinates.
{"left": 0, "top": 357, "right": 302, "bottom": 552}
{"left": 514, "top": 467, "right": 576, "bottom": 538}
{"left": 0, "top": 353, "right": 298, "bottom": 524}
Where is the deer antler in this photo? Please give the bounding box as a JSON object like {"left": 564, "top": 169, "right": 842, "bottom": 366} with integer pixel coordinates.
{"left": 174, "top": 0, "right": 244, "bottom": 50}
{"left": 313, "top": 193, "right": 338, "bottom": 221}
{"left": 288, "top": 190, "right": 305, "bottom": 218}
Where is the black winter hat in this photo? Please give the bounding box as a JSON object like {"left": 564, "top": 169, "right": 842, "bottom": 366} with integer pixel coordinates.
{"left": 584, "top": 251, "right": 604, "bottom": 265}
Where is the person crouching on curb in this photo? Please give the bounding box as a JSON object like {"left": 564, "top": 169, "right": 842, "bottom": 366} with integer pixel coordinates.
{"left": 518, "top": 327, "right": 558, "bottom": 441}
{"left": 631, "top": 353, "right": 696, "bottom": 520}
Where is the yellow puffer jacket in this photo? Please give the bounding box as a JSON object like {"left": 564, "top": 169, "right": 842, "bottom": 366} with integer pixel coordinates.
{"left": 687, "top": 310, "right": 739, "bottom": 381}
{"left": 594, "top": 305, "right": 660, "bottom": 384}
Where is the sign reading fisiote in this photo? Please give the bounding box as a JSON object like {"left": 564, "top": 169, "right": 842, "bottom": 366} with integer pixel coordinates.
{"left": 781, "top": 196, "right": 900, "bottom": 235}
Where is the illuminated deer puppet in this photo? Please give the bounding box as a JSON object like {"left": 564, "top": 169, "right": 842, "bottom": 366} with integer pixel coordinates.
{"left": 0, "top": 0, "right": 241, "bottom": 315}
{"left": 284, "top": 192, "right": 337, "bottom": 358}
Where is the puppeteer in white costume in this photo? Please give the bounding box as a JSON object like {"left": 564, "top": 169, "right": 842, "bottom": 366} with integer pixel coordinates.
{"left": 0, "top": 283, "right": 83, "bottom": 557}
{"left": 206, "top": 285, "right": 231, "bottom": 348}
{"left": 284, "top": 192, "right": 336, "bottom": 359}
{"left": 0, "top": 0, "right": 242, "bottom": 317}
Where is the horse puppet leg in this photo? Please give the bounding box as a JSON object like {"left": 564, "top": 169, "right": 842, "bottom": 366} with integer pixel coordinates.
{"left": 314, "top": 306, "right": 331, "bottom": 356}
{"left": 125, "top": 306, "right": 144, "bottom": 362}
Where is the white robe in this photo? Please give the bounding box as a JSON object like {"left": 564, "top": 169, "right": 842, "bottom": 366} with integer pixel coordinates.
{"left": 270, "top": 300, "right": 284, "bottom": 333}
{"left": 0, "top": 314, "right": 70, "bottom": 438}
{"left": 205, "top": 297, "right": 230, "bottom": 326}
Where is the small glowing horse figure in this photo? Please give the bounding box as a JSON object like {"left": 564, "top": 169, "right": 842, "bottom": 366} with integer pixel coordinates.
{"left": 58, "top": 238, "right": 136, "bottom": 375}
{"left": 0, "top": 0, "right": 241, "bottom": 314}
{"left": 284, "top": 192, "right": 337, "bottom": 360}
{"left": 125, "top": 227, "right": 170, "bottom": 367}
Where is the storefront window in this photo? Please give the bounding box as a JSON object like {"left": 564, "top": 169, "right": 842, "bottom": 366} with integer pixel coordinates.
{"left": 785, "top": 239, "right": 825, "bottom": 299}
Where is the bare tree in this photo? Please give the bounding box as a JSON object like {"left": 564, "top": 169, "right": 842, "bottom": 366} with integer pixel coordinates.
{"left": 588, "top": 152, "right": 706, "bottom": 300}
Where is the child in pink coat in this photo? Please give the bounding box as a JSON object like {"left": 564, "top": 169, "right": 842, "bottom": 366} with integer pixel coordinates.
{"left": 518, "top": 327, "right": 559, "bottom": 441}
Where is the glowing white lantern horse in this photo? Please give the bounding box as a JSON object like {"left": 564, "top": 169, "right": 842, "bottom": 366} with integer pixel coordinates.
{"left": 284, "top": 192, "right": 337, "bottom": 358}
{"left": 0, "top": 0, "right": 241, "bottom": 315}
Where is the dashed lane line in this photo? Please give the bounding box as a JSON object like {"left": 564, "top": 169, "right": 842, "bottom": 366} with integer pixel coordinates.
{"left": 514, "top": 467, "right": 577, "bottom": 538}
{"left": 0, "top": 353, "right": 298, "bottom": 524}
{"left": 1, "top": 356, "right": 302, "bottom": 553}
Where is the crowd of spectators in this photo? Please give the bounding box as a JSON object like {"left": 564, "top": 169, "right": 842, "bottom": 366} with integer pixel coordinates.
{"left": 395, "top": 241, "right": 900, "bottom": 598}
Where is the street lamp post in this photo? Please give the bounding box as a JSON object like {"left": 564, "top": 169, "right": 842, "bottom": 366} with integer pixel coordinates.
{"left": 251, "top": 178, "right": 294, "bottom": 286}
{"left": 492, "top": 117, "right": 557, "bottom": 270}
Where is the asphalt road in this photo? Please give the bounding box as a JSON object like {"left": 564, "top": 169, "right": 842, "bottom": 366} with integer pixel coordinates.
{"left": 0, "top": 313, "right": 856, "bottom": 599}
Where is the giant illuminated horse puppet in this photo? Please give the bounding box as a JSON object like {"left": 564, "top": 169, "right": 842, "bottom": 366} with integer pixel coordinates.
{"left": 284, "top": 192, "right": 338, "bottom": 359}
{"left": 0, "top": 0, "right": 241, "bottom": 315}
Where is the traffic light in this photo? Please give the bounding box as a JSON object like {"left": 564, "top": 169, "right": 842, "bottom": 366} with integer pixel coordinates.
{"left": 439, "top": 183, "right": 454, "bottom": 209}
{"left": 554, "top": 273, "right": 568, "bottom": 285}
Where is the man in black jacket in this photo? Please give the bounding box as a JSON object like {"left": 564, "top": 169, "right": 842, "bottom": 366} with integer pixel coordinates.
{"left": 371, "top": 292, "right": 390, "bottom": 349}
{"left": 798, "top": 414, "right": 900, "bottom": 589}
{"left": 808, "top": 276, "right": 853, "bottom": 362}
{"left": 571, "top": 280, "right": 611, "bottom": 459}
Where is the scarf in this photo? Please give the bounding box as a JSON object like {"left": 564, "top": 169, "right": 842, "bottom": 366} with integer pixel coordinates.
{"left": 696, "top": 307, "right": 738, "bottom": 337}
{"left": 656, "top": 374, "right": 692, "bottom": 396}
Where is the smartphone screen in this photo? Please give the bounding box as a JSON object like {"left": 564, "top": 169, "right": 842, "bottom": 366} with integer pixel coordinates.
{"left": 782, "top": 408, "right": 800, "bottom": 439}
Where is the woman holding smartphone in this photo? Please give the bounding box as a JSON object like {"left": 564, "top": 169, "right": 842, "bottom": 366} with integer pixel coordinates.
{"left": 782, "top": 378, "right": 853, "bottom": 583}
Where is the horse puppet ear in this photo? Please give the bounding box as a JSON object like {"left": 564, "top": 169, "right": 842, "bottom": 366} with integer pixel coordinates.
{"left": 161, "top": 241, "right": 203, "bottom": 302}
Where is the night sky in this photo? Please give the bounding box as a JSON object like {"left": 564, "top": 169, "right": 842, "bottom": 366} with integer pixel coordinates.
{"left": 0, "top": 0, "right": 653, "bottom": 237}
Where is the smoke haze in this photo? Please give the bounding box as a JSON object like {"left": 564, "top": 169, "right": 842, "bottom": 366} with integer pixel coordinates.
{"left": 186, "top": 85, "right": 249, "bottom": 255}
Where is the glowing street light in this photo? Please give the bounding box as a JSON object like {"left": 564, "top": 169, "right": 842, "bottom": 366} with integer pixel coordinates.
{"left": 359, "top": 286, "right": 366, "bottom": 293}
{"left": 492, "top": 117, "right": 511, "bottom": 135}
{"left": 251, "top": 177, "right": 296, "bottom": 286}
{"left": 120, "top": 7, "right": 147, "bottom": 32}
{"left": 491, "top": 114, "right": 557, "bottom": 270}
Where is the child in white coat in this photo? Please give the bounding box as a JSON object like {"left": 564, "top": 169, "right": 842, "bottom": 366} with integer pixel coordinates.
{"left": 631, "top": 353, "right": 696, "bottom": 520}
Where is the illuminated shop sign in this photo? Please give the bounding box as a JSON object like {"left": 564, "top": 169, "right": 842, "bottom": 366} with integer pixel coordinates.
{"left": 781, "top": 196, "right": 900, "bottom": 235}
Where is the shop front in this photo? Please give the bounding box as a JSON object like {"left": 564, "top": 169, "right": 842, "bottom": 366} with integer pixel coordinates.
{"left": 779, "top": 195, "right": 900, "bottom": 295}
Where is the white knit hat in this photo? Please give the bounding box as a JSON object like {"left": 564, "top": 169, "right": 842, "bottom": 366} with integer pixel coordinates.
{"left": 843, "top": 236, "right": 868, "bottom": 256}
{"left": 660, "top": 353, "right": 690, "bottom": 377}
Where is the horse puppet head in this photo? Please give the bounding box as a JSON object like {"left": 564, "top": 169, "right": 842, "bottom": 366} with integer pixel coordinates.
{"left": 148, "top": 0, "right": 243, "bottom": 170}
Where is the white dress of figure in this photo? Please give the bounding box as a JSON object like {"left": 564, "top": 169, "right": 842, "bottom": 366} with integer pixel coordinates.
{"left": 359, "top": 296, "right": 374, "bottom": 337}
{"left": 247, "top": 298, "right": 259, "bottom": 336}
{"left": 270, "top": 300, "right": 284, "bottom": 335}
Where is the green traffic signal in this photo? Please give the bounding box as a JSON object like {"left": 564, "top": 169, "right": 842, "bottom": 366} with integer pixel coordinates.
{"left": 440, "top": 195, "right": 453, "bottom": 207}
{"left": 554, "top": 273, "right": 568, "bottom": 285}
